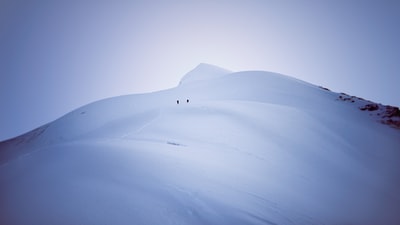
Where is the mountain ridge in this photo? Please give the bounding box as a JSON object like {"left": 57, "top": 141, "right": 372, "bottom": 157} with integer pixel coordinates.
{"left": 179, "top": 63, "right": 232, "bottom": 85}
{"left": 1, "top": 64, "right": 400, "bottom": 225}
{"left": 1, "top": 63, "right": 399, "bottom": 145}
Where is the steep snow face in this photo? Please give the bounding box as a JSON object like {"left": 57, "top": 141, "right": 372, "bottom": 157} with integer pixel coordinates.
{"left": 1, "top": 64, "right": 400, "bottom": 225}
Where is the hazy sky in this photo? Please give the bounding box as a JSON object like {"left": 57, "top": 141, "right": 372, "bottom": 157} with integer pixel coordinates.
{"left": 1, "top": 0, "right": 399, "bottom": 141}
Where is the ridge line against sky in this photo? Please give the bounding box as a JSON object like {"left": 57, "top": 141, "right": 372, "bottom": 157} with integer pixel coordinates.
{"left": 1, "top": 0, "right": 400, "bottom": 141}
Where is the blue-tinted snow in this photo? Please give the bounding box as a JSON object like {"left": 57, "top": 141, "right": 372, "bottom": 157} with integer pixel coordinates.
{"left": 1, "top": 64, "right": 400, "bottom": 225}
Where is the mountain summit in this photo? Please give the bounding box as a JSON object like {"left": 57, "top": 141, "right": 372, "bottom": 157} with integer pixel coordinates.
{"left": 179, "top": 63, "right": 232, "bottom": 85}
{"left": 1, "top": 64, "right": 400, "bottom": 225}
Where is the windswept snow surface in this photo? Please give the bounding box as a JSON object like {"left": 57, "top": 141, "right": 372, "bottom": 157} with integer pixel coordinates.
{"left": 1, "top": 64, "right": 400, "bottom": 225}
{"left": 179, "top": 63, "right": 232, "bottom": 85}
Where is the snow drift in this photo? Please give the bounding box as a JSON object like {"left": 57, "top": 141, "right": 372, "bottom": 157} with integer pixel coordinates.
{"left": 1, "top": 64, "right": 400, "bottom": 225}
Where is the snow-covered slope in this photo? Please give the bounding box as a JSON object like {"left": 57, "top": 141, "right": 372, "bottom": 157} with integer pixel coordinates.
{"left": 1, "top": 64, "right": 400, "bottom": 225}
{"left": 179, "top": 63, "right": 232, "bottom": 85}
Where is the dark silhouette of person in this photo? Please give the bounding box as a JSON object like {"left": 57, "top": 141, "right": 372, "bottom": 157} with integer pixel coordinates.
{"left": 177, "top": 100, "right": 179, "bottom": 104}
{"left": 186, "top": 99, "right": 189, "bottom": 103}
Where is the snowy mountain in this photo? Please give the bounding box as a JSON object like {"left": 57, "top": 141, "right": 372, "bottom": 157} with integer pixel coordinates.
{"left": 1, "top": 64, "right": 400, "bottom": 225}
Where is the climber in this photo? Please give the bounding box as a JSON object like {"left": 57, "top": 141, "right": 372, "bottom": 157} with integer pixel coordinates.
{"left": 186, "top": 99, "right": 189, "bottom": 103}
{"left": 177, "top": 100, "right": 179, "bottom": 104}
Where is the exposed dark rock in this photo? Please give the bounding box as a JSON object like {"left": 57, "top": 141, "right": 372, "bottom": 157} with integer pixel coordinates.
{"left": 335, "top": 90, "right": 399, "bottom": 129}
{"left": 380, "top": 106, "right": 400, "bottom": 129}
{"left": 384, "top": 106, "right": 400, "bottom": 118}
{"left": 360, "top": 104, "right": 379, "bottom": 111}
{"left": 382, "top": 119, "right": 400, "bottom": 129}
{"left": 319, "top": 86, "right": 331, "bottom": 91}
{"left": 356, "top": 97, "right": 365, "bottom": 101}
{"left": 337, "top": 93, "right": 359, "bottom": 103}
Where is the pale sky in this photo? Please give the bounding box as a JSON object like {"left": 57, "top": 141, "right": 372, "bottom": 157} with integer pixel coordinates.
{"left": 1, "top": 0, "right": 399, "bottom": 141}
